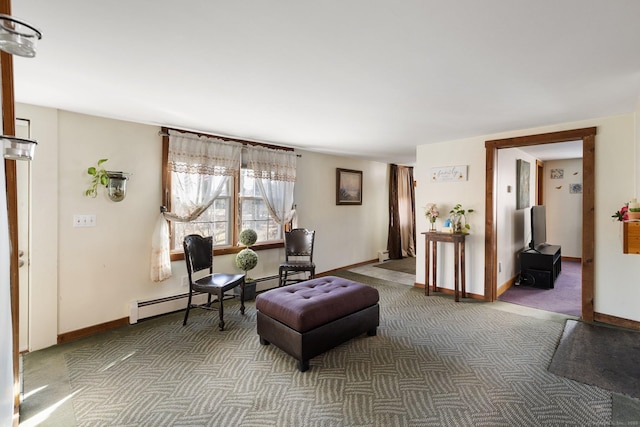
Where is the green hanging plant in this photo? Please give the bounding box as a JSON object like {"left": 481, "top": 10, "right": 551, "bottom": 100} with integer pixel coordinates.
{"left": 85, "top": 158, "right": 109, "bottom": 198}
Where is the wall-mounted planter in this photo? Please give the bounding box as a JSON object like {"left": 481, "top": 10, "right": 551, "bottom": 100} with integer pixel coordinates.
{"left": 106, "top": 171, "right": 130, "bottom": 202}
{"left": 623, "top": 221, "right": 640, "bottom": 254}
{"left": 85, "top": 159, "right": 131, "bottom": 202}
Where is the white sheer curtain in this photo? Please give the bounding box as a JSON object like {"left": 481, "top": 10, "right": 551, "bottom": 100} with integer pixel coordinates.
{"left": 150, "top": 130, "right": 242, "bottom": 282}
{"left": 245, "top": 146, "right": 297, "bottom": 226}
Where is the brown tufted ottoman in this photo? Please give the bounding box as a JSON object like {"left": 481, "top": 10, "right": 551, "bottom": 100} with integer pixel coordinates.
{"left": 256, "top": 276, "right": 379, "bottom": 372}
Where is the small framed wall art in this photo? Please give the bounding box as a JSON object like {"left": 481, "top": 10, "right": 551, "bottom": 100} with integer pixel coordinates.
{"left": 550, "top": 168, "right": 564, "bottom": 179}
{"left": 569, "top": 183, "right": 582, "bottom": 194}
{"left": 336, "top": 168, "right": 362, "bottom": 205}
{"left": 516, "top": 159, "right": 530, "bottom": 210}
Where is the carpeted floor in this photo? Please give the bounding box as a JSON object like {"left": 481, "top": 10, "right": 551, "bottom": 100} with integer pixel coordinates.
{"left": 549, "top": 319, "right": 640, "bottom": 399}
{"left": 22, "top": 270, "right": 637, "bottom": 426}
{"left": 373, "top": 256, "right": 416, "bottom": 275}
{"left": 498, "top": 259, "right": 581, "bottom": 316}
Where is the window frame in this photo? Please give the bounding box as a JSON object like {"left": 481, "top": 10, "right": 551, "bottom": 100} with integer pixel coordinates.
{"left": 161, "top": 127, "right": 291, "bottom": 261}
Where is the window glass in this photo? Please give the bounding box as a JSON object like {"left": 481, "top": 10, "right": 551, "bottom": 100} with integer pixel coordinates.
{"left": 240, "top": 169, "right": 282, "bottom": 242}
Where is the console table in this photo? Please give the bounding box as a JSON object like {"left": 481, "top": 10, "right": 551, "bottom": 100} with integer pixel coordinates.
{"left": 422, "top": 231, "right": 467, "bottom": 302}
{"left": 520, "top": 244, "right": 561, "bottom": 289}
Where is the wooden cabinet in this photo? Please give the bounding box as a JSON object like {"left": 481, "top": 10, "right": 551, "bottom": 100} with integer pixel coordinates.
{"left": 623, "top": 221, "right": 640, "bottom": 254}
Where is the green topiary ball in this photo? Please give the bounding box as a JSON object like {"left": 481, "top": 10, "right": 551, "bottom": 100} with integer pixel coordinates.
{"left": 239, "top": 229, "right": 258, "bottom": 246}
{"left": 235, "top": 248, "right": 258, "bottom": 272}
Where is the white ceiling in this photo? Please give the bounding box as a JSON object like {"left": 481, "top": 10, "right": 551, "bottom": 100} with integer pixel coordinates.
{"left": 10, "top": 1, "right": 640, "bottom": 165}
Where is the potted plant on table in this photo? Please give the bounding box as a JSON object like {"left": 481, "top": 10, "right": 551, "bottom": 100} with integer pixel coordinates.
{"left": 449, "top": 204, "right": 474, "bottom": 233}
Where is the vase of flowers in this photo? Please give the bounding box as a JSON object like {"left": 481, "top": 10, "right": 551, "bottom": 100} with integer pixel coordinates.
{"left": 425, "top": 203, "right": 439, "bottom": 231}
{"left": 613, "top": 198, "right": 640, "bottom": 221}
{"left": 613, "top": 204, "right": 629, "bottom": 221}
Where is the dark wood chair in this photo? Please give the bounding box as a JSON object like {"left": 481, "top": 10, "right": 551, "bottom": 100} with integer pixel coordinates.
{"left": 279, "top": 228, "right": 316, "bottom": 287}
{"left": 183, "top": 234, "right": 245, "bottom": 331}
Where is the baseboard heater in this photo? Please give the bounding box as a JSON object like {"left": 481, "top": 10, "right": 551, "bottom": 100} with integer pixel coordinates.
{"left": 129, "top": 275, "right": 281, "bottom": 324}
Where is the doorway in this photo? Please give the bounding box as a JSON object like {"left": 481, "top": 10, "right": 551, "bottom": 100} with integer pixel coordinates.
{"left": 496, "top": 148, "right": 583, "bottom": 316}
{"left": 16, "top": 118, "right": 31, "bottom": 352}
{"left": 484, "top": 127, "right": 596, "bottom": 321}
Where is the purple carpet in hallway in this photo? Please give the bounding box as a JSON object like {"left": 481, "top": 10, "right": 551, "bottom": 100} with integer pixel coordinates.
{"left": 498, "top": 260, "right": 581, "bottom": 316}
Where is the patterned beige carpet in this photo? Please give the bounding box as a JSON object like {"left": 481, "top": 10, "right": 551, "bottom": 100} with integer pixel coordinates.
{"left": 24, "top": 271, "right": 619, "bottom": 426}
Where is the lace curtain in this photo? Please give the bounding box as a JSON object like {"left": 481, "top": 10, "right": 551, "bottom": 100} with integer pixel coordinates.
{"left": 150, "top": 130, "right": 242, "bottom": 282}
{"left": 245, "top": 145, "right": 297, "bottom": 226}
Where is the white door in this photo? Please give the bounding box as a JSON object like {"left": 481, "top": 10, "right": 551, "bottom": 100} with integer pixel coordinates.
{"left": 16, "top": 118, "right": 31, "bottom": 352}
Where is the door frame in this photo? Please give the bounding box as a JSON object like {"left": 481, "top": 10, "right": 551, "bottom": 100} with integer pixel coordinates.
{"left": 484, "top": 127, "right": 596, "bottom": 321}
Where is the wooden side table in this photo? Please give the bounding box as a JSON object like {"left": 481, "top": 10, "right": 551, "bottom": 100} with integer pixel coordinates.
{"left": 422, "top": 231, "right": 467, "bottom": 302}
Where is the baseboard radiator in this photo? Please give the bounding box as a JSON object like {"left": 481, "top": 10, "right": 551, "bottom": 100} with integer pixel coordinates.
{"left": 129, "top": 275, "right": 281, "bottom": 324}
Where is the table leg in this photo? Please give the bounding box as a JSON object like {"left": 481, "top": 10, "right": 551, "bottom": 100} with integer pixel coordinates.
{"left": 432, "top": 241, "right": 437, "bottom": 294}
{"left": 454, "top": 241, "right": 460, "bottom": 302}
{"left": 461, "top": 241, "right": 466, "bottom": 298}
{"left": 425, "top": 237, "right": 430, "bottom": 296}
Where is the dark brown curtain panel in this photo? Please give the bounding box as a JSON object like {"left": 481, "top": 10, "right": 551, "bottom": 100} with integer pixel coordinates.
{"left": 387, "top": 164, "right": 416, "bottom": 259}
{"left": 388, "top": 164, "right": 402, "bottom": 259}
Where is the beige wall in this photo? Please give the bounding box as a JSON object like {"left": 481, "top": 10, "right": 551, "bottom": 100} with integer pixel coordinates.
{"left": 17, "top": 103, "right": 390, "bottom": 351}
{"left": 544, "top": 158, "right": 583, "bottom": 258}
{"left": 415, "top": 113, "right": 640, "bottom": 323}
{"left": 495, "top": 147, "right": 539, "bottom": 287}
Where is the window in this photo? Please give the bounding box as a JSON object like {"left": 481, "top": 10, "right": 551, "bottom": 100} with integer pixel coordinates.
{"left": 171, "top": 174, "right": 233, "bottom": 249}
{"left": 240, "top": 168, "right": 282, "bottom": 242}
{"left": 161, "top": 128, "right": 294, "bottom": 259}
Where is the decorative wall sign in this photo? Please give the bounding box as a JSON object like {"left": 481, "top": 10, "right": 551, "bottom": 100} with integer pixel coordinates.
{"left": 336, "top": 168, "right": 362, "bottom": 205}
{"left": 516, "top": 159, "right": 530, "bottom": 210}
{"left": 569, "top": 183, "right": 582, "bottom": 194}
{"left": 550, "top": 168, "right": 564, "bottom": 179}
{"left": 430, "top": 165, "right": 468, "bottom": 182}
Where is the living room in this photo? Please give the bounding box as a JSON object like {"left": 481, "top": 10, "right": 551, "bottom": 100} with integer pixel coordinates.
{"left": 2, "top": 1, "right": 640, "bottom": 425}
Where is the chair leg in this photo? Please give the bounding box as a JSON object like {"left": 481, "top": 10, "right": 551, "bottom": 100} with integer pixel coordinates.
{"left": 310, "top": 267, "right": 315, "bottom": 279}
{"left": 183, "top": 288, "right": 193, "bottom": 326}
{"left": 217, "top": 291, "right": 225, "bottom": 331}
{"left": 279, "top": 267, "right": 284, "bottom": 287}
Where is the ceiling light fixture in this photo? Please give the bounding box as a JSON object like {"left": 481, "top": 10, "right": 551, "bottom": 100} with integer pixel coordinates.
{"left": 0, "top": 14, "right": 42, "bottom": 58}
{"left": 2, "top": 136, "right": 37, "bottom": 160}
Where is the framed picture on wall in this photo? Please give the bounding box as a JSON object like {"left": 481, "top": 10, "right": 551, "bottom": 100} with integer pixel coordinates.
{"left": 550, "top": 168, "right": 564, "bottom": 179}
{"left": 569, "top": 183, "right": 583, "bottom": 194}
{"left": 516, "top": 159, "right": 530, "bottom": 210}
{"left": 336, "top": 168, "right": 362, "bottom": 205}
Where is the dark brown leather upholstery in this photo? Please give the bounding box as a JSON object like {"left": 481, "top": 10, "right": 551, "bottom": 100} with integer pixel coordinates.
{"left": 183, "top": 234, "right": 245, "bottom": 331}
{"left": 279, "top": 228, "right": 315, "bottom": 287}
{"left": 256, "top": 276, "right": 379, "bottom": 371}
